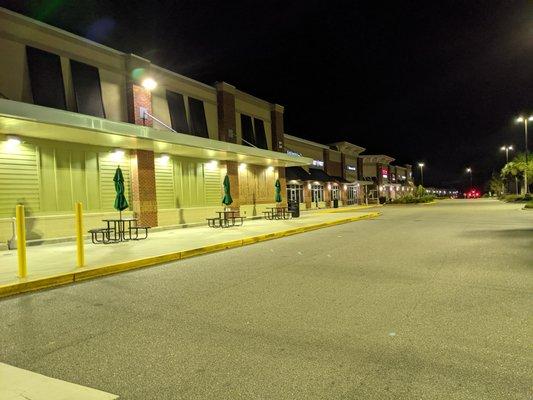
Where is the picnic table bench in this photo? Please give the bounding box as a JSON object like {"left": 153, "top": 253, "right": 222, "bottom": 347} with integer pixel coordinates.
{"left": 263, "top": 206, "right": 292, "bottom": 220}
{"left": 89, "top": 218, "right": 149, "bottom": 244}
{"left": 207, "top": 210, "right": 246, "bottom": 228}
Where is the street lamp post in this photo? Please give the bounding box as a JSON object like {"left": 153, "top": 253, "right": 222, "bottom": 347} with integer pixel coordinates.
{"left": 516, "top": 115, "right": 532, "bottom": 194}
{"left": 500, "top": 145, "right": 513, "bottom": 164}
{"left": 500, "top": 145, "right": 513, "bottom": 195}
{"left": 417, "top": 162, "right": 425, "bottom": 186}
{"left": 466, "top": 167, "right": 472, "bottom": 188}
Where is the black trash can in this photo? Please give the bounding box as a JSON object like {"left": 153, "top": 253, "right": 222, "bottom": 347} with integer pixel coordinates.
{"left": 288, "top": 200, "right": 300, "bottom": 218}
{"left": 333, "top": 198, "right": 339, "bottom": 208}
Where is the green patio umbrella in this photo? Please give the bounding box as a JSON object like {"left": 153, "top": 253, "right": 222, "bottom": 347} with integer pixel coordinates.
{"left": 113, "top": 166, "right": 129, "bottom": 219}
{"left": 275, "top": 179, "right": 282, "bottom": 203}
{"left": 222, "top": 175, "right": 233, "bottom": 207}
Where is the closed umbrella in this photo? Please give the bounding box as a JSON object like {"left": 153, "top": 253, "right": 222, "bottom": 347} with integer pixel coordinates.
{"left": 222, "top": 175, "right": 233, "bottom": 207}
{"left": 113, "top": 166, "right": 129, "bottom": 219}
{"left": 275, "top": 179, "right": 282, "bottom": 203}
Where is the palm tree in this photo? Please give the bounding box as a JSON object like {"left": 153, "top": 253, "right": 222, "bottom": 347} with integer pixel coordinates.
{"left": 500, "top": 153, "right": 533, "bottom": 194}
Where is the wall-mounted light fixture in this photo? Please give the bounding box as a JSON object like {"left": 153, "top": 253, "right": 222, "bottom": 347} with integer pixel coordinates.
{"left": 141, "top": 78, "right": 157, "bottom": 91}
{"left": 266, "top": 166, "right": 274, "bottom": 173}
{"left": 159, "top": 154, "right": 170, "bottom": 164}
{"left": 111, "top": 149, "right": 125, "bottom": 162}
{"left": 239, "top": 163, "right": 247, "bottom": 171}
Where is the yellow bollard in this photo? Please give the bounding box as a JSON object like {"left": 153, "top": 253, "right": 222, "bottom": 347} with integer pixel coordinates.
{"left": 15, "top": 204, "right": 27, "bottom": 278}
{"left": 75, "top": 202, "right": 84, "bottom": 268}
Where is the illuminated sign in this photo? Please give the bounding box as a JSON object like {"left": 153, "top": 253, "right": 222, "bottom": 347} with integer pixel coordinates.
{"left": 286, "top": 150, "right": 302, "bottom": 157}
{"left": 381, "top": 167, "right": 388, "bottom": 179}
{"left": 346, "top": 165, "right": 356, "bottom": 171}
{"left": 312, "top": 160, "right": 324, "bottom": 167}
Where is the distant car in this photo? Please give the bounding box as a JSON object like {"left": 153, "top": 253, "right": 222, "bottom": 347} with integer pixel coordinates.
{"left": 465, "top": 189, "right": 481, "bottom": 199}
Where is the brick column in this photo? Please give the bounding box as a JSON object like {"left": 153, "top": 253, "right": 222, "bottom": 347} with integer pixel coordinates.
{"left": 127, "top": 84, "right": 153, "bottom": 126}
{"left": 216, "top": 82, "right": 237, "bottom": 143}
{"left": 277, "top": 167, "right": 287, "bottom": 206}
{"left": 341, "top": 154, "right": 347, "bottom": 180}
{"left": 270, "top": 104, "right": 285, "bottom": 152}
{"left": 224, "top": 161, "right": 240, "bottom": 211}
{"left": 303, "top": 183, "right": 312, "bottom": 209}
{"left": 130, "top": 150, "right": 158, "bottom": 227}
{"left": 125, "top": 61, "right": 158, "bottom": 226}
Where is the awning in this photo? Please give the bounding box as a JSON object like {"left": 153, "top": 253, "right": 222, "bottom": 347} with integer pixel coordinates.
{"left": 308, "top": 168, "right": 337, "bottom": 182}
{"left": 286, "top": 166, "right": 311, "bottom": 181}
{"left": 0, "top": 99, "right": 313, "bottom": 168}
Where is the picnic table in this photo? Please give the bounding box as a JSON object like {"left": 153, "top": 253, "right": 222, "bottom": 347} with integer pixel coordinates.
{"left": 207, "top": 210, "right": 245, "bottom": 228}
{"left": 263, "top": 206, "right": 292, "bottom": 220}
{"left": 89, "top": 218, "right": 150, "bottom": 244}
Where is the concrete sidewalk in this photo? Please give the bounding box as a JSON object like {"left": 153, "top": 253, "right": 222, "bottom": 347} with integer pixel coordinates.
{"left": 0, "top": 207, "right": 379, "bottom": 295}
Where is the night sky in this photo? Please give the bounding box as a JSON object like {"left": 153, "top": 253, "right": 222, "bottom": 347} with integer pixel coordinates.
{"left": 1, "top": 0, "right": 532, "bottom": 189}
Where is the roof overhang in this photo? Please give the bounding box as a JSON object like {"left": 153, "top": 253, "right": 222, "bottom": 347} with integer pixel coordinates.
{"left": 360, "top": 154, "right": 395, "bottom": 164}
{"left": 329, "top": 141, "right": 366, "bottom": 155}
{"left": 0, "top": 99, "right": 312, "bottom": 168}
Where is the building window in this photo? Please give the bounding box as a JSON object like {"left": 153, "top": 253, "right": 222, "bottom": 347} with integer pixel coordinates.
{"left": 166, "top": 90, "right": 189, "bottom": 133}
{"left": 70, "top": 60, "right": 105, "bottom": 118}
{"left": 331, "top": 185, "right": 339, "bottom": 200}
{"left": 26, "top": 46, "right": 66, "bottom": 110}
{"left": 347, "top": 186, "right": 358, "bottom": 204}
{"left": 253, "top": 118, "right": 268, "bottom": 149}
{"left": 311, "top": 184, "right": 324, "bottom": 202}
{"left": 241, "top": 114, "right": 255, "bottom": 146}
{"left": 187, "top": 97, "right": 209, "bottom": 138}
{"left": 287, "top": 184, "right": 303, "bottom": 203}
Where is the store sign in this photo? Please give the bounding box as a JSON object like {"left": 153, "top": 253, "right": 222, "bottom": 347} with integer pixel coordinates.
{"left": 286, "top": 150, "right": 302, "bottom": 157}
{"left": 312, "top": 159, "right": 324, "bottom": 167}
{"left": 346, "top": 165, "right": 357, "bottom": 171}
{"left": 381, "top": 167, "right": 388, "bottom": 179}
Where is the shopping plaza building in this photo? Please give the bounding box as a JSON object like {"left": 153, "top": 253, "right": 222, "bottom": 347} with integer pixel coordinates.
{"left": 0, "top": 7, "right": 414, "bottom": 245}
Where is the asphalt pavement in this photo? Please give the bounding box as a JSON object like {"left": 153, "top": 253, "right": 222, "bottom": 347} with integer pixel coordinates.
{"left": 1, "top": 199, "right": 531, "bottom": 399}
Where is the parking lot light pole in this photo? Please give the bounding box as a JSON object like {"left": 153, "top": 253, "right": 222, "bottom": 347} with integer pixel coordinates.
{"left": 516, "top": 116, "right": 532, "bottom": 194}
{"left": 417, "top": 163, "right": 425, "bottom": 186}
{"left": 500, "top": 145, "right": 513, "bottom": 164}
{"left": 466, "top": 167, "right": 472, "bottom": 188}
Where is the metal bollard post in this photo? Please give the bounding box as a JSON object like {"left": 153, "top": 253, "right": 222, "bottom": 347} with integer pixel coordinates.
{"left": 75, "top": 202, "right": 84, "bottom": 268}
{"left": 15, "top": 204, "right": 27, "bottom": 278}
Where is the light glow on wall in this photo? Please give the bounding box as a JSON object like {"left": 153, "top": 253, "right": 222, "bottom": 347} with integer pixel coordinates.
{"left": 239, "top": 163, "right": 247, "bottom": 171}
{"left": 158, "top": 154, "right": 170, "bottom": 165}
{"left": 111, "top": 149, "right": 125, "bottom": 162}
{"left": 266, "top": 166, "right": 274, "bottom": 173}
{"left": 5, "top": 136, "right": 21, "bottom": 152}
{"left": 205, "top": 160, "right": 218, "bottom": 171}
{"left": 141, "top": 77, "right": 157, "bottom": 90}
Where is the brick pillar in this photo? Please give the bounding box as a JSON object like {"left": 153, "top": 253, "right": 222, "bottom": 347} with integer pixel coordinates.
{"left": 126, "top": 73, "right": 158, "bottom": 226}
{"left": 127, "top": 83, "right": 153, "bottom": 126}
{"left": 277, "top": 167, "right": 287, "bottom": 206}
{"left": 270, "top": 104, "right": 285, "bottom": 152}
{"left": 130, "top": 150, "right": 158, "bottom": 227}
{"left": 216, "top": 82, "right": 237, "bottom": 143}
{"left": 303, "top": 183, "right": 312, "bottom": 209}
{"left": 224, "top": 161, "right": 240, "bottom": 210}
{"left": 341, "top": 154, "right": 347, "bottom": 180}
{"left": 357, "top": 157, "right": 363, "bottom": 181}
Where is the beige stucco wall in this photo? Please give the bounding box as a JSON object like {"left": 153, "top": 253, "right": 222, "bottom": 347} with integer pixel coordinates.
{"left": 327, "top": 149, "right": 342, "bottom": 162}
{"left": 0, "top": 36, "right": 32, "bottom": 102}
{"left": 284, "top": 137, "right": 324, "bottom": 161}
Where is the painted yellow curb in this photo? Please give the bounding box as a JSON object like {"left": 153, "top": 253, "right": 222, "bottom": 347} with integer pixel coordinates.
{"left": 0, "top": 212, "right": 380, "bottom": 298}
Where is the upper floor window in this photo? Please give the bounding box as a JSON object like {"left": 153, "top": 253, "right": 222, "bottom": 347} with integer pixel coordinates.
{"left": 26, "top": 46, "right": 66, "bottom": 110}
{"left": 166, "top": 90, "right": 189, "bottom": 134}
{"left": 240, "top": 114, "right": 268, "bottom": 149}
{"left": 187, "top": 97, "right": 209, "bottom": 138}
{"left": 70, "top": 60, "right": 105, "bottom": 118}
